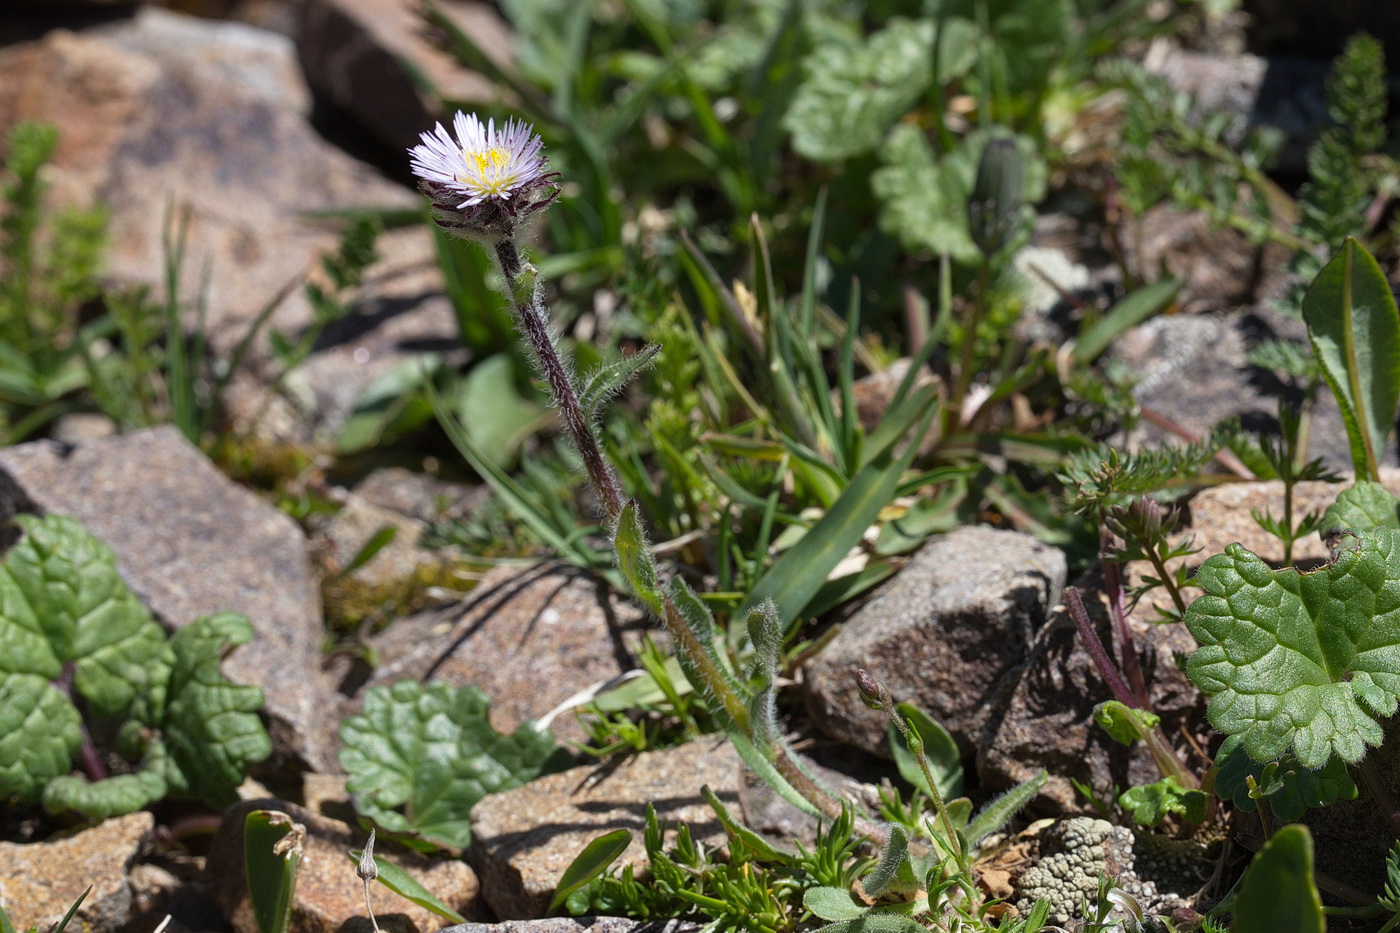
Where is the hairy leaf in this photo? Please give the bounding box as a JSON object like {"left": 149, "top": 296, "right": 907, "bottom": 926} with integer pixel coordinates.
{"left": 339, "top": 680, "right": 565, "bottom": 850}
{"left": 1185, "top": 530, "right": 1400, "bottom": 768}
{"left": 804, "top": 886, "right": 866, "bottom": 922}
{"left": 1212, "top": 734, "right": 1356, "bottom": 821}
{"left": 1092, "top": 700, "right": 1160, "bottom": 747}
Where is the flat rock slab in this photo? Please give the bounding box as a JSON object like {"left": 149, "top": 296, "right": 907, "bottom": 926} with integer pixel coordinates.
{"left": 208, "top": 799, "right": 486, "bottom": 933}
{"left": 0, "top": 8, "right": 459, "bottom": 442}
{"left": 440, "top": 922, "right": 697, "bottom": 933}
{"left": 0, "top": 812, "right": 153, "bottom": 933}
{"left": 296, "top": 0, "right": 512, "bottom": 150}
{"left": 802, "top": 525, "right": 1066, "bottom": 757}
{"left": 0, "top": 425, "right": 333, "bottom": 770}
{"left": 469, "top": 737, "right": 741, "bottom": 920}
{"left": 364, "top": 562, "right": 651, "bottom": 748}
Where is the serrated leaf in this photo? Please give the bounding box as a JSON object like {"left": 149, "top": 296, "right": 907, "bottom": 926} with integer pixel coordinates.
{"left": 785, "top": 18, "right": 977, "bottom": 162}
{"left": 1322, "top": 481, "right": 1400, "bottom": 532}
{"left": 888, "top": 702, "right": 963, "bottom": 801}
{"left": 42, "top": 758, "right": 168, "bottom": 820}
{"left": 1233, "top": 825, "right": 1324, "bottom": 933}
{"left": 159, "top": 613, "right": 272, "bottom": 806}
{"left": 548, "top": 829, "right": 632, "bottom": 913}
{"left": 804, "top": 886, "right": 866, "bottom": 922}
{"left": 1117, "top": 777, "right": 1207, "bottom": 827}
{"left": 0, "top": 513, "right": 170, "bottom": 718}
{"left": 1303, "top": 237, "right": 1400, "bottom": 481}
{"left": 1092, "top": 700, "right": 1160, "bottom": 747}
{"left": 339, "top": 680, "right": 564, "bottom": 850}
{"left": 0, "top": 675, "right": 81, "bottom": 803}
{"left": 1212, "top": 734, "right": 1356, "bottom": 821}
{"left": 1184, "top": 530, "right": 1400, "bottom": 768}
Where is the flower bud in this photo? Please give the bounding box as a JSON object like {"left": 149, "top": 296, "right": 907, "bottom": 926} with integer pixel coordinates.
{"left": 855, "top": 669, "right": 886, "bottom": 711}
{"left": 967, "top": 138, "right": 1024, "bottom": 258}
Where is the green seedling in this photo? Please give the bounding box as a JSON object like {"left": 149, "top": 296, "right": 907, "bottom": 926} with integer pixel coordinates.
{"left": 244, "top": 810, "right": 304, "bottom": 933}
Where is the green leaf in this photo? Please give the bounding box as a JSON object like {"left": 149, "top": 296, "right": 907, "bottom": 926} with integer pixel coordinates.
{"left": 1233, "top": 824, "right": 1324, "bottom": 933}
{"left": 737, "top": 390, "right": 935, "bottom": 635}
{"left": 0, "top": 675, "right": 82, "bottom": 804}
{"left": 785, "top": 18, "right": 977, "bottom": 162}
{"left": 1212, "top": 734, "right": 1356, "bottom": 822}
{"left": 337, "top": 355, "right": 440, "bottom": 454}
{"left": 339, "top": 680, "right": 563, "bottom": 850}
{"left": 888, "top": 703, "right": 963, "bottom": 800}
{"left": 1117, "top": 777, "right": 1207, "bottom": 827}
{"left": 245, "top": 810, "right": 302, "bottom": 933}
{"left": 453, "top": 353, "right": 547, "bottom": 471}
{"left": 1184, "top": 530, "right": 1400, "bottom": 768}
{"left": 811, "top": 914, "right": 931, "bottom": 933}
{"left": 966, "top": 770, "right": 1046, "bottom": 847}
{"left": 872, "top": 126, "right": 1046, "bottom": 265}
{"left": 615, "top": 501, "right": 664, "bottom": 616}
{"left": 46, "top": 887, "right": 91, "bottom": 933}
{"left": 1092, "top": 700, "right": 1160, "bottom": 747}
{"left": 862, "top": 824, "right": 914, "bottom": 897}
{"left": 579, "top": 345, "right": 660, "bottom": 418}
{"left": 1322, "top": 481, "right": 1400, "bottom": 532}
{"left": 346, "top": 850, "right": 466, "bottom": 923}
{"left": 804, "top": 886, "right": 867, "bottom": 922}
{"left": 1071, "top": 278, "right": 1180, "bottom": 364}
{"left": 0, "top": 513, "right": 170, "bottom": 718}
{"left": 42, "top": 758, "right": 168, "bottom": 820}
{"left": 158, "top": 613, "right": 272, "bottom": 806}
{"left": 1303, "top": 237, "right": 1400, "bottom": 481}
{"left": 548, "top": 829, "right": 632, "bottom": 913}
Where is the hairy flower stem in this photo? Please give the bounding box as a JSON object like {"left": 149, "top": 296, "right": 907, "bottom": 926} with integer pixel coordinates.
{"left": 492, "top": 238, "right": 624, "bottom": 524}
{"left": 858, "top": 671, "right": 968, "bottom": 875}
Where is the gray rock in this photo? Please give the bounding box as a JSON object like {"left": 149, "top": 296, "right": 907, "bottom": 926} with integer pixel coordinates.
{"left": 469, "top": 737, "right": 741, "bottom": 920}
{"left": 439, "top": 921, "right": 698, "bottom": 933}
{"left": 802, "top": 526, "right": 1066, "bottom": 757}
{"left": 1145, "top": 43, "right": 1330, "bottom": 174}
{"left": 0, "top": 425, "right": 334, "bottom": 771}
{"left": 363, "top": 562, "right": 652, "bottom": 748}
{"left": 977, "top": 585, "right": 1204, "bottom": 812}
{"left": 352, "top": 467, "right": 485, "bottom": 526}
{"left": 1111, "top": 313, "right": 1272, "bottom": 453}
{"left": 295, "top": 0, "right": 513, "bottom": 150}
{"left": 0, "top": 812, "right": 153, "bottom": 933}
{"left": 208, "top": 798, "right": 487, "bottom": 933}
{"left": 0, "top": 9, "right": 459, "bottom": 442}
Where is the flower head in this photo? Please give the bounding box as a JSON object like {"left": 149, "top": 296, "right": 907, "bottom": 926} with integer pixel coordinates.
{"left": 409, "top": 112, "right": 559, "bottom": 241}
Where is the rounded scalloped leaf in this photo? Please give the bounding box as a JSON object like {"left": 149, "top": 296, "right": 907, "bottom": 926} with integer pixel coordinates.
{"left": 1185, "top": 531, "right": 1400, "bottom": 768}
{"left": 339, "top": 680, "right": 562, "bottom": 850}
{"left": 0, "top": 674, "right": 82, "bottom": 803}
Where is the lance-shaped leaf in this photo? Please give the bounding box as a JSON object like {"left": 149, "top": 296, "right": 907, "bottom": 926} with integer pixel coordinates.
{"left": 1233, "top": 825, "right": 1324, "bottom": 933}
{"left": 1184, "top": 529, "right": 1400, "bottom": 768}
{"left": 1303, "top": 237, "right": 1400, "bottom": 481}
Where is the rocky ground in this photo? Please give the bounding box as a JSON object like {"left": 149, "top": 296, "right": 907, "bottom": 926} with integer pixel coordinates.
{"left": 0, "top": 1, "right": 1397, "bottom": 931}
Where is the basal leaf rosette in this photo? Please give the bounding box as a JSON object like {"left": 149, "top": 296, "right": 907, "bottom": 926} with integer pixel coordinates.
{"left": 1185, "top": 529, "right": 1400, "bottom": 768}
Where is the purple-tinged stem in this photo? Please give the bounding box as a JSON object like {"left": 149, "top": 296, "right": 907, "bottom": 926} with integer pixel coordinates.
{"left": 1101, "top": 554, "right": 1150, "bottom": 708}
{"left": 493, "top": 238, "right": 623, "bottom": 525}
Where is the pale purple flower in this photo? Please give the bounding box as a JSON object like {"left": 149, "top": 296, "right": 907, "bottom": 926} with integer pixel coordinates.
{"left": 410, "top": 113, "right": 549, "bottom": 208}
